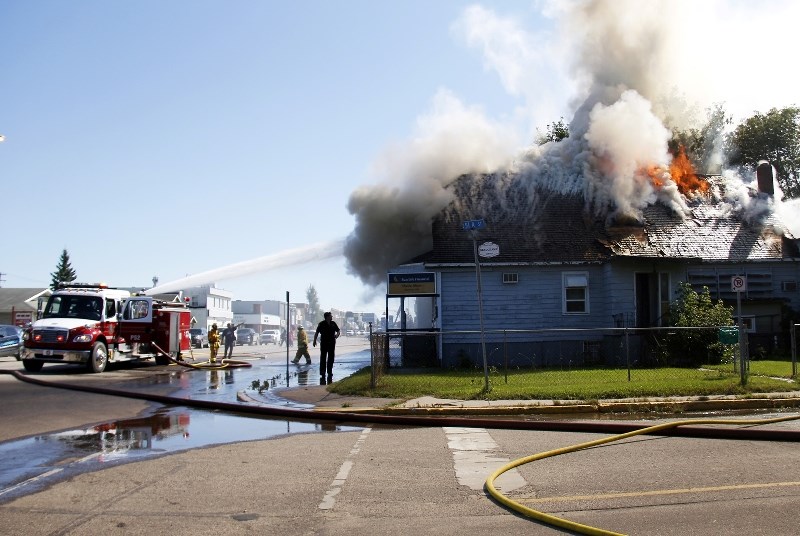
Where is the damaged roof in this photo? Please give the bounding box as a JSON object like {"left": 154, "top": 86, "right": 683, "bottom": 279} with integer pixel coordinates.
{"left": 415, "top": 175, "right": 798, "bottom": 266}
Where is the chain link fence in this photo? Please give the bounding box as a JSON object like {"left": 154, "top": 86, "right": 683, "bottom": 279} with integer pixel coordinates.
{"left": 368, "top": 325, "right": 800, "bottom": 388}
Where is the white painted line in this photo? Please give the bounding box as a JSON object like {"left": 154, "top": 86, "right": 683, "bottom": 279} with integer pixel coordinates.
{"left": 319, "top": 427, "right": 371, "bottom": 510}
{"left": 443, "top": 427, "right": 526, "bottom": 492}
{"left": 0, "top": 468, "right": 63, "bottom": 497}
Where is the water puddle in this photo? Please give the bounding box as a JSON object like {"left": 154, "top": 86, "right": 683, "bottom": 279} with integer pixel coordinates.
{"left": 0, "top": 406, "right": 362, "bottom": 503}
{"left": 0, "top": 350, "right": 373, "bottom": 502}
{"left": 113, "top": 350, "right": 372, "bottom": 403}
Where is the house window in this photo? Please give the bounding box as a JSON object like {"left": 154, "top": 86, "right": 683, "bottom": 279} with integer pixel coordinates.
{"left": 734, "top": 316, "right": 756, "bottom": 333}
{"left": 687, "top": 270, "right": 773, "bottom": 300}
{"left": 502, "top": 273, "right": 518, "bottom": 284}
{"left": 563, "top": 272, "right": 589, "bottom": 314}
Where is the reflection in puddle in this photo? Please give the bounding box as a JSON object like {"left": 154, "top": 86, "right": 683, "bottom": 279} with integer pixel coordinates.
{"left": 112, "top": 350, "right": 371, "bottom": 402}
{"left": 0, "top": 406, "right": 361, "bottom": 502}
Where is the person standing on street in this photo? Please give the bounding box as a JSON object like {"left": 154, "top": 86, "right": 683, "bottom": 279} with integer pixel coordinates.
{"left": 222, "top": 323, "right": 236, "bottom": 359}
{"left": 313, "top": 312, "right": 340, "bottom": 380}
{"left": 291, "top": 325, "right": 311, "bottom": 365}
{"left": 208, "top": 323, "right": 221, "bottom": 364}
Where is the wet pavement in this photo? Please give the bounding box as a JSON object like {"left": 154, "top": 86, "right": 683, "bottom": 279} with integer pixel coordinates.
{"left": 0, "top": 342, "right": 373, "bottom": 502}
{"left": 109, "top": 345, "right": 373, "bottom": 403}
{"left": 0, "top": 406, "right": 363, "bottom": 502}
{"left": 3, "top": 341, "right": 800, "bottom": 506}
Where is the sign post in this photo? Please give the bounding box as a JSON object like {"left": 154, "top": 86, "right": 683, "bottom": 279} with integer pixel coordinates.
{"left": 731, "top": 275, "right": 747, "bottom": 385}
{"left": 286, "top": 291, "right": 290, "bottom": 385}
{"left": 462, "top": 219, "right": 489, "bottom": 392}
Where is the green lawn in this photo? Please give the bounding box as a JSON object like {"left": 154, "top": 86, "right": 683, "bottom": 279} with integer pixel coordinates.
{"left": 706, "top": 359, "right": 798, "bottom": 379}
{"left": 330, "top": 362, "right": 799, "bottom": 401}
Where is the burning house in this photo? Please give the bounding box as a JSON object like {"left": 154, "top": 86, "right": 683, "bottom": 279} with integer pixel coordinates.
{"left": 382, "top": 157, "right": 800, "bottom": 368}
{"left": 341, "top": 2, "right": 800, "bottom": 368}
{"left": 346, "top": 92, "right": 800, "bottom": 369}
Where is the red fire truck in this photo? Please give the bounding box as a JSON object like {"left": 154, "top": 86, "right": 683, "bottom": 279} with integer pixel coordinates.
{"left": 21, "top": 283, "right": 191, "bottom": 373}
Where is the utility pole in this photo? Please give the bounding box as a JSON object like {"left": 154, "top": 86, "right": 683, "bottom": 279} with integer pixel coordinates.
{"left": 286, "top": 291, "right": 290, "bottom": 385}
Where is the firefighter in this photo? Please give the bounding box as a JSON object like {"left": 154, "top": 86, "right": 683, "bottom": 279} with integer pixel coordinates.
{"left": 208, "top": 323, "right": 221, "bottom": 363}
{"left": 221, "top": 323, "right": 236, "bottom": 358}
{"left": 291, "top": 325, "right": 311, "bottom": 365}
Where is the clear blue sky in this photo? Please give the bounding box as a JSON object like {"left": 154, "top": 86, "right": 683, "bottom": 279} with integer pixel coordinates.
{"left": 2, "top": 1, "right": 798, "bottom": 316}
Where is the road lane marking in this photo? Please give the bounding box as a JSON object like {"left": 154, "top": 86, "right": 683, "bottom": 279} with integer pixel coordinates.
{"left": 518, "top": 480, "right": 800, "bottom": 504}
{"left": 319, "top": 427, "right": 371, "bottom": 510}
{"left": 0, "top": 468, "right": 64, "bottom": 498}
{"left": 443, "top": 427, "right": 526, "bottom": 492}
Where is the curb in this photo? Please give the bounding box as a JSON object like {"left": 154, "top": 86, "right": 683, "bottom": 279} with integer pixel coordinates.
{"left": 238, "top": 388, "right": 800, "bottom": 416}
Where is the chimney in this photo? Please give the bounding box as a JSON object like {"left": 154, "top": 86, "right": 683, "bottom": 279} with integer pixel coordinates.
{"left": 756, "top": 161, "right": 774, "bottom": 195}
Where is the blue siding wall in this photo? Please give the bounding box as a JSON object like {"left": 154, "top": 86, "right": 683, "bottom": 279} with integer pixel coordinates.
{"left": 401, "top": 257, "right": 799, "bottom": 368}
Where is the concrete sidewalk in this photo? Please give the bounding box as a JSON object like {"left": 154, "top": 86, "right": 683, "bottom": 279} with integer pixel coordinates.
{"left": 269, "top": 383, "right": 800, "bottom": 416}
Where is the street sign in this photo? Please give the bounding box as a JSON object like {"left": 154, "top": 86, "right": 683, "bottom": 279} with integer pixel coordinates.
{"left": 461, "top": 219, "right": 485, "bottom": 231}
{"left": 478, "top": 241, "right": 500, "bottom": 258}
{"left": 387, "top": 272, "right": 437, "bottom": 296}
{"left": 731, "top": 275, "right": 747, "bottom": 293}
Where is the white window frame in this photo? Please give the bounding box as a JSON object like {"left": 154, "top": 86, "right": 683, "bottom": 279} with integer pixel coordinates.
{"left": 734, "top": 315, "right": 756, "bottom": 333}
{"left": 562, "top": 272, "right": 589, "bottom": 314}
{"left": 502, "top": 272, "right": 518, "bottom": 284}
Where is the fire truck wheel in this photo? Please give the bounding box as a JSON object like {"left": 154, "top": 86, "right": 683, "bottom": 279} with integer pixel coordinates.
{"left": 22, "top": 360, "right": 44, "bottom": 372}
{"left": 86, "top": 342, "right": 108, "bottom": 373}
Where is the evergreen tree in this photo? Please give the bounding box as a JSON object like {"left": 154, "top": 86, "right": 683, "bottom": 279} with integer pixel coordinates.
{"left": 306, "top": 284, "right": 322, "bottom": 323}
{"left": 50, "top": 249, "right": 77, "bottom": 290}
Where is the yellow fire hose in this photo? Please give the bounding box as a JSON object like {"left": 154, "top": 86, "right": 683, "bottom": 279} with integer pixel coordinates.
{"left": 169, "top": 356, "right": 252, "bottom": 370}
{"left": 151, "top": 342, "right": 252, "bottom": 369}
{"left": 485, "top": 413, "right": 800, "bottom": 536}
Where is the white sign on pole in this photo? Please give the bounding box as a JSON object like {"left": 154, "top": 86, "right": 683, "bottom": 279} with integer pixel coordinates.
{"left": 731, "top": 275, "right": 747, "bottom": 293}
{"left": 478, "top": 241, "right": 500, "bottom": 258}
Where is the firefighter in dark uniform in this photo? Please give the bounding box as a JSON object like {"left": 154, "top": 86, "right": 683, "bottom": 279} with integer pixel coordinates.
{"left": 313, "top": 312, "right": 340, "bottom": 380}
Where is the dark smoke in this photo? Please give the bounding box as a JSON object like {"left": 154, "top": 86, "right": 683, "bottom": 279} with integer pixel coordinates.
{"left": 343, "top": 0, "right": 800, "bottom": 288}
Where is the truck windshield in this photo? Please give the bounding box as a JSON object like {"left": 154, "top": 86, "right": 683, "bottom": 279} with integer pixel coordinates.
{"left": 43, "top": 295, "right": 103, "bottom": 321}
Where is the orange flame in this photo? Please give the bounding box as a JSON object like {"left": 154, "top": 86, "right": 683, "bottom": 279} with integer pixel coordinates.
{"left": 670, "top": 145, "right": 708, "bottom": 194}
{"left": 641, "top": 145, "right": 708, "bottom": 195}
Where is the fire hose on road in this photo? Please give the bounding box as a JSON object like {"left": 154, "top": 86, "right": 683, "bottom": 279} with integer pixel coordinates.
{"left": 152, "top": 342, "right": 252, "bottom": 370}
{"left": 484, "top": 413, "right": 800, "bottom": 536}
{"left": 2, "top": 367, "right": 800, "bottom": 535}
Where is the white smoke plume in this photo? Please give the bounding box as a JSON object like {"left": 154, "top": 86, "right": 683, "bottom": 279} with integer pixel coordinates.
{"left": 344, "top": 0, "right": 800, "bottom": 286}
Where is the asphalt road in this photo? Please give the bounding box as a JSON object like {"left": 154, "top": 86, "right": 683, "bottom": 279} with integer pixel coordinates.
{"left": 1, "top": 351, "right": 800, "bottom": 535}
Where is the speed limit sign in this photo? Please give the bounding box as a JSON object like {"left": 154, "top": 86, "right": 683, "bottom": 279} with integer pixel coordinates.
{"left": 731, "top": 275, "right": 747, "bottom": 292}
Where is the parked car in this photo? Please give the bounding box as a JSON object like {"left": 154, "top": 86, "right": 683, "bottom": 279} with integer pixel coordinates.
{"left": 0, "top": 324, "right": 23, "bottom": 360}
{"left": 259, "top": 330, "right": 279, "bottom": 344}
{"left": 237, "top": 328, "right": 258, "bottom": 345}
{"left": 189, "top": 327, "right": 208, "bottom": 349}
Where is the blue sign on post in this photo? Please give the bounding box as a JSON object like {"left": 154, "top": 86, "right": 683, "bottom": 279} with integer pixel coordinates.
{"left": 462, "top": 219, "right": 486, "bottom": 231}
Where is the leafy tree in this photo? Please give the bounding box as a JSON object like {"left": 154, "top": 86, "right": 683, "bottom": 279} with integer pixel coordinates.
{"left": 306, "top": 284, "right": 322, "bottom": 323}
{"left": 726, "top": 106, "right": 800, "bottom": 198}
{"left": 669, "top": 103, "right": 731, "bottom": 174}
{"left": 50, "top": 249, "right": 77, "bottom": 290}
{"left": 666, "top": 282, "right": 734, "bottom": 366}
{"left": 536, "top": 117, "right": 569, "bottom": 145}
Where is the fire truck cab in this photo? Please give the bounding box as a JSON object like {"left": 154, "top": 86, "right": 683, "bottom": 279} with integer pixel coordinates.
{"left": 21, "top": 283, "right": 191, "bottom": 373}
